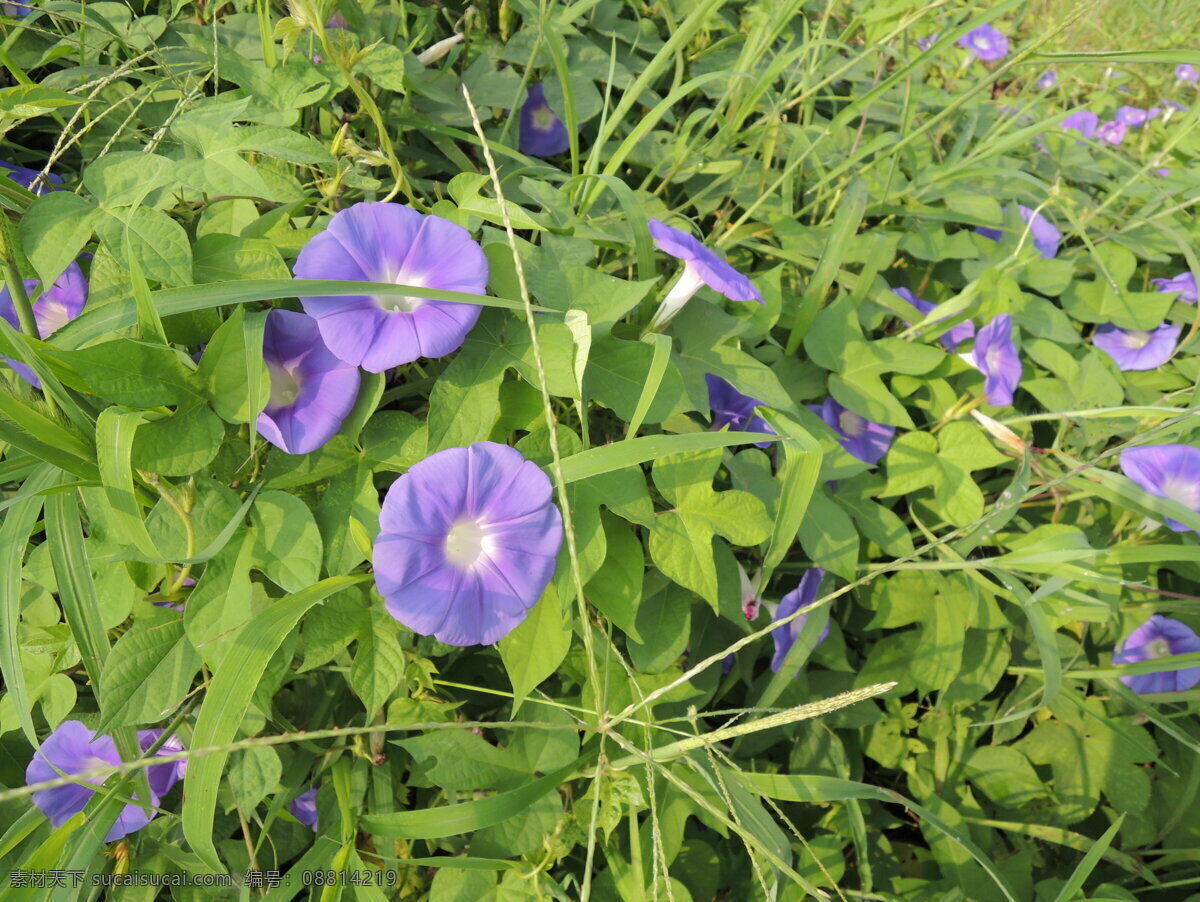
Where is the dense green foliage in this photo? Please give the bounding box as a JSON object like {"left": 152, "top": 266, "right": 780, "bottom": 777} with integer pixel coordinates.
{"left": 1, "top": 1, "right": 1200, "bottom": 900}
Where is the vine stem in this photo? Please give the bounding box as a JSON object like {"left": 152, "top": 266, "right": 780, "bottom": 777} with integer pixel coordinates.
{"left": 0, "top": 213, "right": 38, "bottom": 340}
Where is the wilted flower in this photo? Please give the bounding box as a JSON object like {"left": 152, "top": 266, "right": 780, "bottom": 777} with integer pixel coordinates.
{"left": 770, "top": 568, "right": 829, "bottom": 674}
{"left": 519, "top": 83, "right": 570, "bottom": 158}
{"left": 1120, "top": 445, "right": 1200, "bottom": 532}
{"left": 964, "top": 314, "right": 1021, "bottom": 407}
{"left": 291, "top": 787, "right": 319, "bottom": 831}
{"left": 375, "top": 442, "right": 563, "bottom": 646}
{"left": 812, "top": 398, "right": 895, "bottom": 465}
{"left": 0, "top": 160, "right": 59, "bottom": 195}
{"left": 256, "top": 309, "right": 361, "bottom": 455}
{"left": 1152, "top": 272, "right": 1197, "bottom": 304}
{"left": 646, "top": 218, "right": 762, "bottom": 329}
{"left": 706, "top": 374, "right": 774, "bottom": 447}
{"left": 1037, "top": 70, "right": 1057, "bottom": 90}
{"left": 893, "top": 286, "right": 976, "bottom": 351}
{"left": 1093, "top": 322, "right": 1180, "bottom": 371}
{"left": 0, "top": 260, "right": 87, "bottom": 388}
{"left": 1097, "top": 120, "right": 1126, "bottom": 145}
{"left": 1114, "top": 616, "right": 1200, "bottom": 694}
{"left": 26, "top": 722, "right": 185, "bottom": 842}
{"left": 975, "top": 206, "right": 1061, "bottom": 259}
{"left": 325, "top": 11, "right": 348, "bottom": 28}
{"left": 1061, "top": 110, "right": 1099, "bottom": 138}
{"left": 918, "top": 33, "right": 939, "bottom": 51}
{"left": 739, "top": 563, "right": 762, "bottom": 620}
{"left": 293, "top": 201, "right": 489, "bottom": 372}
{"left": 1177, "top": 64, "right": 1199, "bottom": 83}
{"left": 958, "top": 24, "right": 1008, "bottom": 62}
{"left": 1115, "top": 105, "right": 1159, "bottom": 128}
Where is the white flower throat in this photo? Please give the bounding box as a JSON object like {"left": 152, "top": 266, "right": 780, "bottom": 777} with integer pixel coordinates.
{"left": 445, "top": 519, "right": 491, "bottom": 568}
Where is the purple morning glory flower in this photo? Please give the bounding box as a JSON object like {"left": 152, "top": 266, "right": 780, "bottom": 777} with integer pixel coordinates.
{"left": 0, "top": 160, "right": 59, "bottom": 194}
{"left": 965, "top": 314, "right": 1021, "bottom": 407}
{"left": 646, "top": 218, "right": 762, "bottom": 329}
{"left": 975, "top": 206, "right": 1061, "bottom": 259}
{"left": 1177, "top": 64, "right": 1198, "bottom": 83}
{"left": 918, "top": 34, "right": 939, "bottom": 51}
{"left": 374, "top": 441, "right": 564, "bottom": 646}
{"left": 293, "top": 202, "right": 489, "bottom": 372}
{"left": 26, "top": 721, "right": 184, "bottom": 842}
{"left": 705, "top": 374, "right": 773, "bottom": 448}
{"left": 1114, "top": 616, "right": 1200, "bottom": 694}
{"left": 893, "top": 286, "right": 976, "bottom": 351}
{"left": 1152, "top": 272, "right": 1198, "bottom": 304}
{"left": 770, "top": 568, "right": 829, "bottom": 673}
{"left": 1, "top": 3, "right": 31, "bottom": 17}
{"left": 1018, "top": 205, "right": 1062, "bottom": 259}
{"left": 1115, "top": 106, "right": 1159, "bottom": 128}
{"left": 958, "top": 25, "right": 1009, "bottom": 62}
{"left": 519, "top": 83, "right": 570, "bottom": 158}
{"left": 325, "top": 11, "right": 348, "bottom": 28}
{"left": 1120, "top": 445, "right": 1200, "bottom": 532}
{"left": 1097, "top": 120, "right": 1126, "bottom": 145}
{"left": 0, "top": 260, "right": 87, "bottom": 387}
{"left": 1093, "top": 322, "right": 1180, "bottom": 371}
{"left": 1061, "top": 110, "right": 1099, "bottom": 138}
{"left": 1037, "top": 70, "right": 1057, "bottom": 90}
{"left": 137, "top": 729, "right": 186, "bottom": 799}
{"left": 291, "top": 786, "right": 319, "bottom": 831}
{"left": 256, "top": 309, "right": 361, "bottom": 456}
{"left": 812, "top": 398, "right": 895, "bottom": 465}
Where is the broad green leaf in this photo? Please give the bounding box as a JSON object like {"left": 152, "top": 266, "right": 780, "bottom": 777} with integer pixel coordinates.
{"left": 48, "top": 338, "right": 199, "bottom": 408}
{"left": 19, "top": 191, "right": 103, "bottom": 287}
{"left": 195, "top": 306, "right": 270, "bottom": 424}
{"left": 498, "top": 584, "right": 571, "bottom": 713}
{"left": 648, "top": 447, "right": 772, "bottom": 610}
{"left": 359, "top": 757, "right": 586, "bottom": 839}
{"left": 349, "top": 608, "right": 406, "bottom": 715}
{"left": 97, "top": 609, "right": 202, "bottom": 730}
{"left": 250, "top": 490, "right": 322, "bottom": 592}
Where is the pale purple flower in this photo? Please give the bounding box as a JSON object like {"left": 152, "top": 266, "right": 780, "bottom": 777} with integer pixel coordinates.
{"left": 0, "top": 260, "right": 87, "bottom": 387}
{"left": 1019, "top": 205, "right": 1062, "bottom": 259}
{"left": 739, "top": 563, "right": 762, "bottom": 621}
{"left": 519, "top": 83, "right": 570, "bottom": 158}
{"left": 291, "top": 787, "right": 319, "bottom": 831}
{"left": 812, "top": 398, "right": 895, "bottom": 465}
{"left": 966, "top": 314, "right": 1021, "bottom": 407}
{"left": 256, "top": 309, "right": 361, "bottom": 455}
{"left": 893, "top": 286, "right": 976, "bottom": 351}
{"left": 974, "top": 206, "right": 1061, "bottom": 259}
{"left": 1120, "top": 445, "right": 1200, "bottom": 532}
{"left": 1037, "top": 70, "right": 1057, "bottom": 90}
{"left": 1093, "top": 322, "right": 1180, "bottom": 371}
{"left": 646, "top": 218, "right": 762, "bottom": 329}
{"left": 375, "top": 442, "right": 563, "bottom": 646}
{"left": 326, "top": 11, "right": 348, "bottom": 29}
{"left": 706, "top": 374, "right": 773, "bottom": 448}
{"left": 1097, "top": 120, "right": 1126, "bottom": 145}
{"left": 1, "top": 3, "right": 31, "bottom": 17}
{"left": 918, "top": 34, "right": 939, "bottom": 51}
{"left": 958, "top": 25, "right": 1008, "bottom": 62}
{"left": 26, "top": 721, "right": 184, "bottom": 842}
{"left": 0, "top": 160, "right": 60, "bottom": 195}
{"left": 1115, "top": 106, "right": 1159, "bottom": 128}
{"left": 1162, "top": 99, "right": 1189, "bottom": 115}
{"left": 137, "top": 730, "right": 186, "bottom": 799}
{"left": 770, "top": 569, "right": 829, "bottom": 673}
{"left": 1114, "top": 616, "right": 1200, "bottom": 694}
{"left": 1157, "top": 168, "right": 1172, "bottom": 177}
{"left": 1152, "top": 272, "right": 1197, "bottom": 304}
{"left": 1061, "top": 110, "right": 1099, "bottom": 138}
{"left": 293, "top": 201, "right": 489, "bottom": 372}
{"left": 1177, "top": 64, "right": 1198, "bottom": 83}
